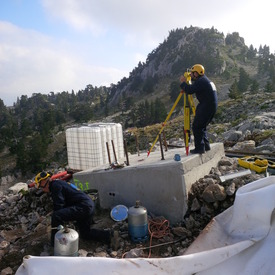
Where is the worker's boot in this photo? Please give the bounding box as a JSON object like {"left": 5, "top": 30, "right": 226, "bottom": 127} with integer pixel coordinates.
{"left": 205, "top": 144, "right": 211, "bottom": 151}
{"left": 190, "top": 148, "right": 205, "bottom": 154}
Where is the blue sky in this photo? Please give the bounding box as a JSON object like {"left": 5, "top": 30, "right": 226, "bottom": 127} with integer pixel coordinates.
{"left": 0, "top": 0, "right": 274, "bottom": 106}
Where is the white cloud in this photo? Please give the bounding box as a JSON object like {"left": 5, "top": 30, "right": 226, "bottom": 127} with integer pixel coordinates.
{"left": 0, "top": 21, "right": 127, "bottom": 105}
{"left": 1, "top": 0, "right": 274, "bottom": 106}
{"left": 42, "top": 0, "right": 106, "bottom": 35}
{"left": 41, "top": 0, "right": 275, "bottom": 52}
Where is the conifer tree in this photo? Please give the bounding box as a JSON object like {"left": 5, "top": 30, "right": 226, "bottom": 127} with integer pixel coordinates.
{"left": 238, "top": 68, "right": 250, "bottom": 93}
{"left": 228, "top": 79, "right": 239, "bottom": 99}
{"left": 250, "top": 79, "right": 259, "bottom": 94}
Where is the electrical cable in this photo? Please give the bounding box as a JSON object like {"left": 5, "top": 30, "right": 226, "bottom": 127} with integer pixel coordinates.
{"left": 147, "top": 217, "right": 171, "bottom": 258}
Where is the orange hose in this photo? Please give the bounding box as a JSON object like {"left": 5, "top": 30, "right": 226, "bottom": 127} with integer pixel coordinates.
{"left": 51, "top": 171, "right": 68, "bottom": 180}
{"left": 121, "top": 217, "right": 171, "bottom": 258}
{"left": 148, "top": 217, "right": 170, "bottom": 257}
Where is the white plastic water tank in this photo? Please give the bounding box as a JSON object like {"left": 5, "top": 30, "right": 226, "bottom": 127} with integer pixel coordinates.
{"left": 110, "top": 123, "right": 119, "bottom": 159}
{"left": 65, "top": 128, "right": 80, "bottom": 170}
{"left": 66, "top": 123, "right": 124, "bottom": 170}
{"left": 101, "top": 123, "right": 117, "bottom": 162}
{"left": 98, "top": 125, "right": 108, "bottom": 164}
{"left": 66, "top": 126, "right": 103, "bottom": 170}
{"left": 116, "top": 123, "right": 124, "bottom": 159}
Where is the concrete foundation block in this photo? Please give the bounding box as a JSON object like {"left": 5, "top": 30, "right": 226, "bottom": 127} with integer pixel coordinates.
{"left": 73, "top": 143, "right": 224, "bottom": 224}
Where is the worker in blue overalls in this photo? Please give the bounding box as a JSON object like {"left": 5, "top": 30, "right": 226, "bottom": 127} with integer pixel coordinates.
{"left": 35, "top": 171, "right": 112, "bottom": 246}
{"left": 180, "top": 64, "right": 218, "bottom": 154}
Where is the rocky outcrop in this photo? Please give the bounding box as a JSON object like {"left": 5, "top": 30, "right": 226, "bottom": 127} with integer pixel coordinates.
{"left": 0, "top": 156, "right": 265, "bottom": 273}
{"left": 215, "top": 110, "right": 275, "bottom": 154}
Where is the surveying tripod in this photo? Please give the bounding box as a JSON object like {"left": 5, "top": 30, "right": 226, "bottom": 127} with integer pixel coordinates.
{"left": 147, "top": 70, "right": 196, "bottom": 157}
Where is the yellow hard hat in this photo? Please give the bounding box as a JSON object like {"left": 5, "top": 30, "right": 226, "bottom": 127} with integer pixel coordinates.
{"left": 191, "top": 64, "right": 205, "bottom": 76}
{"left": 34, "top": 171, "right": 51, "bottom": 188}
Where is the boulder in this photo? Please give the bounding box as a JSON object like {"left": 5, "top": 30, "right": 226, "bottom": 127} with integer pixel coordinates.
{"left": 202, "top": 184, "right": 227, "bottom": 203}
{"left": 8, "top": 182, "right": 28, "bottom": 194}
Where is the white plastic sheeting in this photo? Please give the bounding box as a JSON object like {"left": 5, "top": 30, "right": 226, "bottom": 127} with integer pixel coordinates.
{"left": 16, "top": 176, "right": 275, "bottom": 275}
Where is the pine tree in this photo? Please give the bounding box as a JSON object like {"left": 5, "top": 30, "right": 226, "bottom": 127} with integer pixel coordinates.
{"left": 169, "top": 81, "right": 183, "bottom": 107}
{"left": 264, "top": 81, "right": 273, "bottom": 93}
{"left": 154, "top": 98, "right": 167, "bottom": 123}
{"left": 250, "top": 80, "right": 259, "bottom": 94}
{"left": 238, "top": 68, "right": 250, "bottom": 93}
{"left": 228, "top": 79, "right": 239, "bottom": 99}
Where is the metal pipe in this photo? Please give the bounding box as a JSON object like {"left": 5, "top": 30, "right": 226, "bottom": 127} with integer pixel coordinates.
{"left": 111, "top": 140, "right": 117, "bottom": 162}
{"left": 159, "top": 134, "right": 165, "bottom": 160}
{"left": 106, "top": 142, "right": 111, "bottom": 164}
{"left": 124, "top": 139, "right": 130, "bottom": 166}
{"left": 135, "top": 134, "right": 140, "bottom": 156}
{"left": 219, "top": 170, "right": 251, "bottom": 183}
{"left": 162, "top": 130, "right": 168, "bottom": 151}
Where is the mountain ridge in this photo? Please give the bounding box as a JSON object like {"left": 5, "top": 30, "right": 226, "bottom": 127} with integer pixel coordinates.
{"left": 0, "top": 26, "right": 274, "bottom": 180}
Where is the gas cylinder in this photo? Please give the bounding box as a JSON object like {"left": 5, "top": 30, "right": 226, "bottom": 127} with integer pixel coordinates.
{"left": 54, "top": 226, "right": 79, "bottom": 256}
{"left": 128, "top": 201, "right": 148, "bottom": 242}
